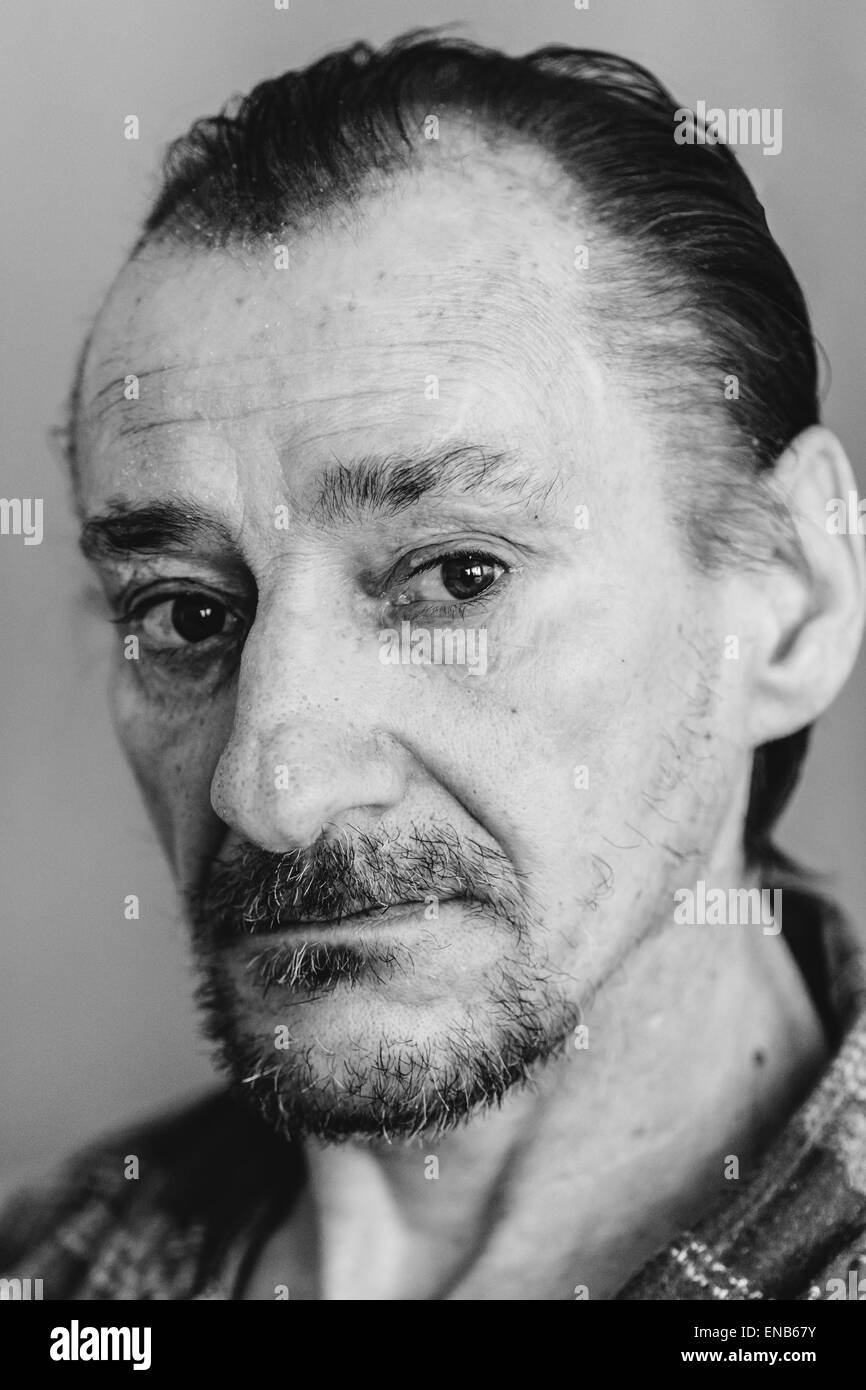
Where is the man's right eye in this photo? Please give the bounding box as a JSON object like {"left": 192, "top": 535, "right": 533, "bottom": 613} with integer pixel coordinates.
{"left": 125, "top": 591, "right": 244, "bottom": 651}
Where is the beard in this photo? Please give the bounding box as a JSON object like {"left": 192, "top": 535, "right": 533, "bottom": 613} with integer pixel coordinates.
{"left": 186, "top": 827, "right": 580, "bottom": 1142}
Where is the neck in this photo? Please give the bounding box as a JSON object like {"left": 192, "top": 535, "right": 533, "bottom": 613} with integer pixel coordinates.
{"left": 245, "top": 875, "right": 828, "bottom": 1300}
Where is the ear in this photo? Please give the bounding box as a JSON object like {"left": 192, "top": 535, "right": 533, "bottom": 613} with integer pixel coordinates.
{"left": 739, "top": 426, "right": 866, "bottom": 748}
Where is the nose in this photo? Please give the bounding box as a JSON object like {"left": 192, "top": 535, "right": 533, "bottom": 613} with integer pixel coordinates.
{"left": 210, "top": 598, "right": 407, "bottom": 852}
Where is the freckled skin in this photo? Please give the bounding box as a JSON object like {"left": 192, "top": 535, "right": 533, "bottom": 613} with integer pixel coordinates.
{"left": 76, "top": 146, "right": 848, "bottom": 1298}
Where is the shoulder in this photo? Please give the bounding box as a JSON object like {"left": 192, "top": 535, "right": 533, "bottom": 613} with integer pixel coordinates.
{"left": 0, "top": 1089, "right": 294, "bottom": 1300}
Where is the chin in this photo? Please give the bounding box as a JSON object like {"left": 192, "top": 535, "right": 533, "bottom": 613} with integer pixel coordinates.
{"left": 193, "top": 943, "right": 580, "bottom": 1141}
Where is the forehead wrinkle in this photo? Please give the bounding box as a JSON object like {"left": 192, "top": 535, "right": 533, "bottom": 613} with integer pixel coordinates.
{"left": 87, "top": 366, "right": 184, "bottom": 414}
{"left": 85, "top": 245, "right": 585, "bottom": 428}
{"left": 84, "top": 334, "right": 484, "bottom": 442}
{"left": 102, "top": 387, "right": 416, "bottom": 445}
{"left": 86, "top": 352, "right": 337, "bottom": 415}
{"left": 77, "top": 167, "right": 609, "bottom": 495}
{"left": 82, "top": 257, "right": 585, "bottom": 455}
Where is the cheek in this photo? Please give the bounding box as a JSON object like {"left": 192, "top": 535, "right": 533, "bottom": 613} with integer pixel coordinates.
{"left": 110, "top": 662, "right": 235, "bottom": 881}
{"left": 453, "top": 594, "right": 726, "bottom": 911}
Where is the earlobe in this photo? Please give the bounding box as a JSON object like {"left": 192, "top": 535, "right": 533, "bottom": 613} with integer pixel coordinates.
{"left": 744, "top": 426, "right": 866, "bottom": 747}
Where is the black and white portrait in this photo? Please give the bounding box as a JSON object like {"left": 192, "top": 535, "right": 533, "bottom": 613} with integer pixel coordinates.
{"left": 1, "top": 0, "right": 865, "bottom": 1335}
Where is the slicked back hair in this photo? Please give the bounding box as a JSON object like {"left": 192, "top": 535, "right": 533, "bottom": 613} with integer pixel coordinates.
{"left": 120, "top": 31, "right": 822, "bottom": 891}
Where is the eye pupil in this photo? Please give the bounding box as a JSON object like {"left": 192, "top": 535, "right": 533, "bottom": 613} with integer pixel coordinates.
{"left": 440, "top": 555, "right": 496, "bottom": 600}
{"left": 171, "top": 595, "right": 226, "bottom": 643}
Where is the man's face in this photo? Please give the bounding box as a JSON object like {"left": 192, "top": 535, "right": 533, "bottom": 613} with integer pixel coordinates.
{"left": 77, "top": 149, "right": 746, "bottom": 1138}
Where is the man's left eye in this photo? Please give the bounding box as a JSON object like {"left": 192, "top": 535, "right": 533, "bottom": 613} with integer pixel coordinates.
{"left": 399, "top": 552, "right": 507, "bottom": 604}
{"left": 134, "top": 593, "right": 242, "bottom": 648}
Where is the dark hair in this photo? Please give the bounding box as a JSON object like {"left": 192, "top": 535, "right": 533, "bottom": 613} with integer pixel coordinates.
{"left": 133, "top": 30, "right": 820, "bottom": 880}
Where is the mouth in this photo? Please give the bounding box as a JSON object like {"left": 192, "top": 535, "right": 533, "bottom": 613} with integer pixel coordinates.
{"left": 230, "top": 897, "right": 463, "bottom": 946}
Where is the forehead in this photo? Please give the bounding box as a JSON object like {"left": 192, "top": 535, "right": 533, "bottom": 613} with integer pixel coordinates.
{"left": 77, "top": 151, "right": 616, "bottom": 514}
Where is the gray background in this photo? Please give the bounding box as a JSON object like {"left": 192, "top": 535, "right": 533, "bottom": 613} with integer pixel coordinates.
{"left": 1, "top": 0, "right": 864, "bottom": 1182}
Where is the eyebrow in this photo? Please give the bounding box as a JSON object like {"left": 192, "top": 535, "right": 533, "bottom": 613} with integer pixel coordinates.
{"left": 79, "top": 499, "right": 238, "bottom": 563}
{"left": 312, "top": 444, "right": 560, "bottom": 523}
{"left": 79, "top": 445, "right": 560, "bottom": 562}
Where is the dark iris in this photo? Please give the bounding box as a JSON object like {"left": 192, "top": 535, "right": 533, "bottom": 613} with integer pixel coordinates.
{"left": 171, "top": 594, "right": 228, "bottom": 643}
{"left": 440, "top": 555, "right": 498, "bottom": 600}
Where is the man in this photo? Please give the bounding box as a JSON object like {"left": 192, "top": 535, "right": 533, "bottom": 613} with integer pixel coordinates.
{"left": 2, "top": 31, "right": 865, "bottom": 1301}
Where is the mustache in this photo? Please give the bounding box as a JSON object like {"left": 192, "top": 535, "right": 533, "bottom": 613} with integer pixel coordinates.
{"left": 188, "top": 825, "right": 535, "bottom": 943}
